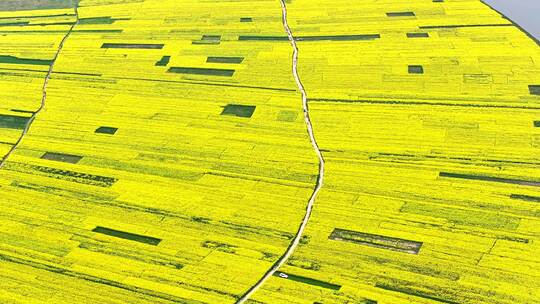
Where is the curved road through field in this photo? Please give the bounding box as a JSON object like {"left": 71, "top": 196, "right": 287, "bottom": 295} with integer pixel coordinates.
{"left": 0, "top": 2, "right": 80, "bottom": 169}
{"left": 236, "top": 0, "right": 326, "bottom": 302}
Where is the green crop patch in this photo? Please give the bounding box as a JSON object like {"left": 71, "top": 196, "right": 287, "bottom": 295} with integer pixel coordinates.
{"left": 0, "top": 114, "right": 29, "bottom": 129}
{"left": 168, "top": 67, "right": 235, "bottom": 77}
{"left": 407, "top": 32, "right": 429, "bottom": 38}
{"left": 0, "top": 21, "right": 30, "bottom": 26}
{"left": 221, "top": 104, "right": 256, "bottom": 118}
{"left": 534, "top": 121, "right": 540, "bottom": 127}
{"left": 240, "top": 17, "right": 252, "bottom": 22}
{"left": 0, "top": 55, "right": 52, "bottom": 66}
{"left": 529, "top": 85, "right": 540, "bottom": 95}
{"left": 510, "top": 194, "right": 540, "bottom": 203}
{"left": 206, "top": 56, "right": 244, "bottom": 64}
{"left": 92, "top": 226, "right": 161, "bottom": 246}
{"left": 238, "top": 36, "right": 289, "bottom": 41}
{"left": 79, "top": 17, "right": 120, "bottom": 24}
{"left": 408, "top": 65, "right": 424, "bottom": 74}
{"left": 155, "top": 55, "right": 170, "bottom": 66}
{"left": 41, "top": 152, "right": 83, "bottom": 164}
{"left": 329, "top": 228, "right": 423, "bottom": 254}
{"left": 95, "top": 126, "right": 118, "bottom": 135}
{"left": 400, "top": 202, "right": 520, "bottom": 230}
{"left": 386, "top": 12, "right": 416, "bottom": 17}
{"left": 439, "top": 172, "right": 540, "bottom": 187}
{"left": 273, "top": 272, "right": 341, "bottom": 290}
{"left": 277, "top": 110, "right": 298, "bottom": 122}
{"left": 101, "top": 43, "right": 164, "bottom": 49}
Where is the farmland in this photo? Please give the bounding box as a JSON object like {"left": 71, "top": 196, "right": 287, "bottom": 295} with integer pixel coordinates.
{"left": 0, "top": 0, "right": 539, "bottom": 304}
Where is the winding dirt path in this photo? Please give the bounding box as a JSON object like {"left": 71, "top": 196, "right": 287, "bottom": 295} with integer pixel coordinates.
{"left": 235, "top": 0, "right": 325, "bottom": 302}
{"left": 0, "top": 2, "right": 80, "bottom": 169}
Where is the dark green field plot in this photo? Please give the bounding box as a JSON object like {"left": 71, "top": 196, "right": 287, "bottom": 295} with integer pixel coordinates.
{"left": 530, "top": 85, "right": 540, "bottom": 95}
{"left": 168, "top": 67, "right": 235, "bottom": 77}
{"left": 155, "top": 56, "right": 170, "bottom": 66}
{"left": 407, "top": 32, "right": 429, "bottom": 38}
{"left": 95, "top": 126, "right": 118, "bottom": 135}
{"left": 221, "top": 104, "right": 256, "bottom": 118}
{"left": 329, "top": 228, "right": 423, "bottom": 254}
{"left": 0, "top": 21, "right": 30, "bottom": 26}
{"left": 408, "top": 65, "right": 424, "bottom": 74}
{"left": 0, "top": 114, "right": 29, "bottom": 129}
{"left": 534, "top": 121, "right": 540, "bottom": 127}
{"left": 206, "top": 56, "right": 244, "bottom": 64}
{"left": 41, "top": 152, "right": 82, "bottom": 164}
{"left": 0, "top": 0, "right": 75, "bottom": 11}
{"left": 273, "top": 272, "right": 341, "bottom": 290}
{"left": 101, "top": 43, "right": 164, "bottom": 49}
{"left": 387, "top": 12, "right": 416, "bottom": 17}
{"left": 92, "top": 226, "right": 161, "bottom": 246}
{"left": 240, "top": 17, "right": 252, "bottom": 22}
{"left": 0, "top": 55, "right": 52, "bottom": 66}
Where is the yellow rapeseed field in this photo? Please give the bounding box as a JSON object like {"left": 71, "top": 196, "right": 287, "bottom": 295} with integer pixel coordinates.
{"left": 0, "top": 0, "right": 538, "bottom": 303}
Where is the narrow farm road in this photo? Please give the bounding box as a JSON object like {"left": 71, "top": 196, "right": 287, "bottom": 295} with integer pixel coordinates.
{"left": 235, "top": 0, "right": 326, "bottom": 302}
{"left": 0, "top": 2, "right": 80, "bottom": 169}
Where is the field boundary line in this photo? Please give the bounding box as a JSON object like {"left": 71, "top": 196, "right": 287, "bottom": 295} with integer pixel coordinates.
{"left": 0, "top": 1, "right": 80, "bottom": 169}
{"left": 235, "top": 0, "right": 325, "bottom": 302}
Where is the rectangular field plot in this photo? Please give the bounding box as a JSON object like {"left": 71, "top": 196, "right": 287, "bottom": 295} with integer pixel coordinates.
{"left": 0, "top": 114, "right": 29, "bottom": 130}
{"left": 168, "top": 67, "right": 235, "bottom": 77}
{"left": 155, "top": 55, "right": 170, "bottom": 66}
{"left": 386, "top": 12, "right": 416, "bottom": 17}
{"left": 273, "top": 272, "right": 341, "bottom": 290}
{"left": 95, "top": 126, "right": 118, "bottom": 135}
{"left": 206, "top": 56, "right": 244, "bottom": 64}
{"left": 0, "top": 55, "right": 52, "bottom": 66}
{"left": 41, "top": 152, "right": 82, "bottom": 164}
{"left": 329, "top": 228, "right": 423, "bottom": 254}
{"left": 407, "top": 32, "right": 429, "bottom": 38}
{"left": 101, "top": 43, "right": 164, "bottom": 49}
{"left": 221, "top": 104, "right": 256, "bottom": 118}
{"left": 529, "top": 85, "right": 540, "bottom": 95}
{"left": 92, "top": 226, "right": 161, "bottom": 246}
